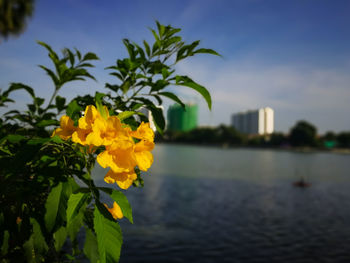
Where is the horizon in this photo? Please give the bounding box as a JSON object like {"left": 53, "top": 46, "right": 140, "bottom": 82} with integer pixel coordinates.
{"left": 1, "top": 0, "right": 349, "bottom": 133}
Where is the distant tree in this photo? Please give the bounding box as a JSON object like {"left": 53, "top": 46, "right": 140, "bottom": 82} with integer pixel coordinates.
{"left": 268, "top": 132, "right": 288, "bottom": 146}
{"left": 337, "top": 132, "right": 350, "bottom": 148}
{"left": 0, "top": 0, "right": 34, "bottom": 40}
{"left": 187, "top": 127, "right": 219, "bottom": 144}
{"left": 247, "top": 135, "right": 265, "bottom": 146}
{"left": 217, "top": 125, "right": 244, "bottom": 145}
{"left": 323, "top": 131, "right": 336, "bottom": 141}
{"left": 289, "top": 120, "right": 317, "bottom": 147}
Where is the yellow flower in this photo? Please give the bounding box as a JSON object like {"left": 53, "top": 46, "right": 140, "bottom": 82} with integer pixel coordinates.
{"left": 104, "top": 202, "right": 123, "bottom": 220}
{"left": 129, "top": 122, "right": 154, "bottom": 142}
{"left": 134, "top": 140, "right": 154, "bottom": 171}
{"left": 86, "top": 116, "right": 129, "bottom": 146}
{"left": 97, "top": 140, "right": 137, "bottom": 173}
{"left": 16, "top": 217, "right": 22, "bottom": 224}
{"left": 79, "top": 105, "right": 101, "bottom": 129}
{"left": 104, "top": 169, "right": 137, "bottom": 189}
{"left": 72, "top": 105, "right": 101, "bottom": 145}
{"left": 52, "top": 115, "right": 76, "bottom": 140}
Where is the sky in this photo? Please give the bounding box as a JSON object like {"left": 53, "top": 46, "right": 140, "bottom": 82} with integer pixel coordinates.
{"left": 1, "top": 0, "right": 350, "bottom": 133}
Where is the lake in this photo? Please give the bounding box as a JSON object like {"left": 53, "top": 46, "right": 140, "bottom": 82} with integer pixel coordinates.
{"left": 93, "top": 144, "right": 350, "bottom": 263}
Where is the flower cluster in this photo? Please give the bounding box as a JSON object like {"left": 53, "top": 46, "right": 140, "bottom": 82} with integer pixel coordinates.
{"left": 52, "top": 105, "right": 154, "bottom": 190}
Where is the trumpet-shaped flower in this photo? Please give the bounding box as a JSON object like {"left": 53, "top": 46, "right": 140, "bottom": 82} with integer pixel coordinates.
{"left": 97, "top": 140, "right": 137, "bottom": 173}
{"left": 104, "top": 202, "right": 123, "bottom": 220}
{"left": 86, "top": 116, "right": 129, "bottom": 146}
{"left": 72, "top": 105, "right": 101, "bottom": 145}
{"left": 129, "top": 122, "right": 154, "bottom": 142}
{"left": 134, "top": 140, "right": 154, "bottom": 171}
{"left": 52, "top": 104, "right": 155, "bottom": 191}
{"left": 52, "top": 115, "right": 76, "bottom": 140}
{"left": 104, "top": 169, "right": 137, "bottom": 189}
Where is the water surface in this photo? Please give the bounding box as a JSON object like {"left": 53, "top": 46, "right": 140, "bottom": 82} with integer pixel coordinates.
{"left": 93, "top": 144, "right": 350, "bottom": 263}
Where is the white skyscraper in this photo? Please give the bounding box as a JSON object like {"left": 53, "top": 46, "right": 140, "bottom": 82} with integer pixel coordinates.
{"left": 231, "top": 107, "right": 274, "bottom": 135}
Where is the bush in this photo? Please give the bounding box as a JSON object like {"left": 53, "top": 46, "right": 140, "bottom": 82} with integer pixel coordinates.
{"left": 0, "top": 21, "right": 219, "bottom": 262}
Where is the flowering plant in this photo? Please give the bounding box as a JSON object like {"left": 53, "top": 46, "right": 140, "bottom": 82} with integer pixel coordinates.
{"left": 0, "top": 21, "right": 219, "bottom": 262}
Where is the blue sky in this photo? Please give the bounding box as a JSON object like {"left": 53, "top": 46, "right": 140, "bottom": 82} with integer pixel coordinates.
{"left": 1, "top": 0, "right": 350, "bottom": 133}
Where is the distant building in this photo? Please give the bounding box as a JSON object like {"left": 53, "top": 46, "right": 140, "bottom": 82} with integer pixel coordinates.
{"left": 231, "top": 107, "right": 274, "bottom": 135}
{"left": 167, "top": 104, "right": 198, "bottom": 132}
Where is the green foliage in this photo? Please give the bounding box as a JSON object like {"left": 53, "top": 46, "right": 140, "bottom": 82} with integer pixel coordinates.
{"left": 0, "top": 0, "right": 34, "bottom": 40}
{"left": 104, "top": 20, "right": 220, "bottom": 133}
{"left": 94, "top": 203, "right": 123, "bottom": 263}
{"left": 0, "top": 21, "right": 218, "bottom": 262}
{"left": 289, "top": 120, "right": 317, "bottom": 147}
{"left": 164, "top": 125, "right": 245, "bottom": 145}
{"left": 337, "top": 132, "right": 350, "bottom": 148}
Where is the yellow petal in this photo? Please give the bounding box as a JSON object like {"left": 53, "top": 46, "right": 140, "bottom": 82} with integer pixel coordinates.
{"left": 97, "top": 149, "right": 134, "bottom": 173}
{"left": 51, "top": 115, "right": 76, "bottom": 140}
{"left": 71, "top": 128, "right": 90, "bottom": 145}
{"left": 135, "top": 151, "right": 153, "bottom": 171}
{"left": 97, "top": 150, "right": 114, "bottom": 169}
{"left": 79, "top": 105, "right": 99, "bottom": 129}
{"left": 134, "top": 140, "right": 154, "bottom": 152}
{"left": 104, "top": 170, "right": 137, "bottom": 190}
{"left": 104, "top": 202, "right": 123, "bottom": 220}
{"left": 130, "top": 122, "right": 154, "bottom": 142}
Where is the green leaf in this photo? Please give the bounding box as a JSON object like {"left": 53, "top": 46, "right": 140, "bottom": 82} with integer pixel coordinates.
{"left": 95, "top": 92, "right": 107, "bottom": 119}
{"left": 149, "top": 105, "right": 165, "bottom": 134}
{"left": 66, "top": 100, "right": 82, "bottom": 122}
{"left": 55, "top": 95, "right": 66, "bottom": 112}
{"left": 123, "top": 39, "right": 135, "bottom": 60}
{"left": 83, "top": 52, "right": 99, "bottom": 61}
{"left": 175, "top": 75, "right": 212, "bottom": 110}
{"left": 64, "top": 48, "right": 75, "bottom": 66}
{"left": 38, "top": 65, "right": 59, "bottom": 86}
{"left": 50, "top": 135, "right": 64, "bottom": 144}
{"left": 156, "top": 20, "right": 165, "bottom": 38}
{"left": 193, "top": 48, "right": 222, "bottom": 57}
{"left": 120, "top": 79, "right": 131, "bottom": 94}
{"left": 27, "top": 138, "right": 50, "bottom": 145}
{"left": 83, "top": 228, "right": 99, "bottom": 263}
{"left": 75, "top": 48, "right": 82, "bottom": 60}
{"left": 158, "top": 92, "right": 185, "bottom": 108}
{"left": 23, "top": 218, "right": 48, "bottom": 263}
{"left": 36, "top": 119, "right": 58, "bottom": 128}
{"left": 44, "top": 182, "right": 71, "bottom": 233}
{"left": 143, "top": 40, "right": 151, "bottom": 57}
{"left": 94, "top": 202, "right": 123, "bottom": 263}
{"left": 134, "top": 97, "right": 165, "bottom": 133}
{"left": 5, "top": 134, "right": 26, "bottom": 143}
{"left": 66, "top": 193, "right": 89, "bottom": 226}
{"left": 67, "top": 209, "right": 84, "bottom": 242}
{"left": 54, "top": 227, "right": 67, "bottom": 252}
{"left": 150, "top": 28, "right": 160, "bottom": 45}
{"left": 1, "top": 231, "right": 9, "bottom": 255}
{"left": 5, "top": 83, "right": 35, "bottom": 99}
{"left": 34, "top": 97, "right": 45, "bottom": 107}
{"left": 117, "top": 111, "right": 140, "bottom": 121}
{"left": 37, "top": 41, "right": 59, "bottom": 62}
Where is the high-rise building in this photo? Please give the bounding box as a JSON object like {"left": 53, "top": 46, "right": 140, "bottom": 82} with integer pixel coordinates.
{"left": 167, "top": 104, "right": 198, "bottom": 132}
{"left": 232, "top": 107, "right": 274, "bottom": 135}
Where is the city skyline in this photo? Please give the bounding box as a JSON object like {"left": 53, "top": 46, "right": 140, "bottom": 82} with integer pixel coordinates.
{"left": 1, "top": 0, "right": 349, "bottom": 133}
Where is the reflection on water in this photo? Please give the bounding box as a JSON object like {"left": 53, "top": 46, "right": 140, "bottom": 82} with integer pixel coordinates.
{"left": 93, "top": 144, "right": 350, "bottom": 263}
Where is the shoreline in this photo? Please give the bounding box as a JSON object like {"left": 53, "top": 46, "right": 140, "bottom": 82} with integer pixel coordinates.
{"left": 156, "top": 141, "right": 350, "bottom": 155}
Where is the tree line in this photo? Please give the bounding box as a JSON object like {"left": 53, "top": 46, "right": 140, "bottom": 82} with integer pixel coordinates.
{"left": 158, "top": 120, "right": 350, "bottom": 149}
